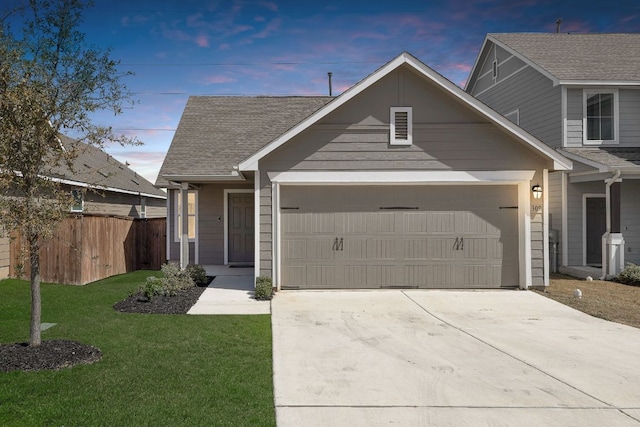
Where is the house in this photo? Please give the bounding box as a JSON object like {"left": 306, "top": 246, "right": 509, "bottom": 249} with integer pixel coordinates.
{"left": 156, "top": 52, "right": 571, "bottom": 290}
{"left": 465, "top": 33, "right": 640, "bottom": 278}
{"left": 0, "top": 135, "right": 166, "bottom": 280}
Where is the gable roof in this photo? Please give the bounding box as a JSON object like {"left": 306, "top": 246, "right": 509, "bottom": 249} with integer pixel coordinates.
{"left": 470, "top": 33, "right": 640, "bottom": 86}
{"left": 239, "top": 52, "right": 571, "bottom": 171}
{"left": 51, "top": 136, "right": 166, "bottom": 199}
{"left": 156, "top": 96, "right": 333, "bottom": 186}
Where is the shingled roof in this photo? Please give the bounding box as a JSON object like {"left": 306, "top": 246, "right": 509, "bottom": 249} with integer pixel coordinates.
{"left": 50, "top": 135, "right": 166, "bottom": 199}
{"left": 156, "top": 96, "right": 333, "bottom": 186}
{"left": 489, "top": 33, "right": 640, "bottom": 82}
{"left": 561, "top": 147, "right": 640, "bottom": 172}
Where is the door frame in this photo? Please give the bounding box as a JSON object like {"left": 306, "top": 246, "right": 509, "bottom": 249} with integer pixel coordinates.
{"left": 268, "top": 170, "right": 536, "bottom": 291}
{"left": 582, "top": 193, "right": 606, "bottom": 266}
{"left": 224, "top": 189, "right": 255, "bottom": 265}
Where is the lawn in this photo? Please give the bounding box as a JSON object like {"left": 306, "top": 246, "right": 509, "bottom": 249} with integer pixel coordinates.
{"left": 0, "top": 271, "right": 275, "bottom": 427}
{"left": 537, "top": 274, "right": 640, "bottom": 329}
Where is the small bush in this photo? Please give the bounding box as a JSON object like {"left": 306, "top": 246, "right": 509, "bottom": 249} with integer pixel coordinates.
{"left": 140, "top": 263, "right": 195, "bottom": 299}
{"left": 254, "top": 276, "right": 273, "bottom": 301}
{"left": 186, "top": 264, "right": 209, "bottom": 287}
{"left": 618, "top": 263, "right": 640, "bottom": 286}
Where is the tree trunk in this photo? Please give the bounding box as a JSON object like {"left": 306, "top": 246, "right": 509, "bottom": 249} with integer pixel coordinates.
{"left": 29, "top": 233, "right": 41, "bottom": 347}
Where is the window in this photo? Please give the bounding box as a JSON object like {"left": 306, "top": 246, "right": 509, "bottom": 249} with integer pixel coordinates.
{"left": 175, "top": 190, "right": 197, "bottom": 242}
{"left": 71, "top": 189, "right": 83, "bottom": 212}
{"left": 492, "top": 59, "right": 498, "bottom": 80}
{"left": 390, "top": 107, "right": 413, "bottom": 145}
{"left": 584, "top": 90, "right": 618, "bottom": 144}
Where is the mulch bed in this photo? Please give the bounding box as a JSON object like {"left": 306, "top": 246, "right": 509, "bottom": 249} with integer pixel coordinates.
{"left": 1, "top": 278, "right": 214, "bottom": 373}
{"left": 0, "top": 340, "right": 102, "bottom": 373}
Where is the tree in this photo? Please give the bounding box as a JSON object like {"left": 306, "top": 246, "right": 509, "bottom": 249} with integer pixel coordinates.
{"left": 0, "top": 0, "right": 136, "bottom": 346}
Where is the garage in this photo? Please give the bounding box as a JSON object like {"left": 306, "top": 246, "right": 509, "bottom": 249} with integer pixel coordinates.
{"left": 280, "top": 185, "right": 519, "bottom": 289}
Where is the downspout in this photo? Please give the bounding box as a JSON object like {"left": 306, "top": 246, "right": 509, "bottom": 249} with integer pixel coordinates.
{"left": 601, "top": 169, "right": 621, "bottom": 279}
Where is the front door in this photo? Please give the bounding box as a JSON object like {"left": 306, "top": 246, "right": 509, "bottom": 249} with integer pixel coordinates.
{"left": 228, "top": 193, "right": 254, "bottom": 263}
{"left": 586, "top": 197, "right": 606, "bottom": 266}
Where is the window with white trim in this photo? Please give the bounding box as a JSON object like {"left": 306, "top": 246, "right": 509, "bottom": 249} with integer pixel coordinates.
{"left": 584, "top": 90, "right": 618, "bottom": 144}
{"left": 390, "top": 107, "right": 412, "bottom": 145}
{"left": 174, "top": 190, "right": 197, "bottom": 242}
{"left": 71, "top": 189, "right": 84, "bottom": 212}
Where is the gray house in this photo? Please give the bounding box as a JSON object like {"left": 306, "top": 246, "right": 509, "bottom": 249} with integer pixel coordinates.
{"left": 157, "top": 52, "right": 571, "bottom": 290}
{"left": 466, "top": 33, "right": 640, "bottom": 278}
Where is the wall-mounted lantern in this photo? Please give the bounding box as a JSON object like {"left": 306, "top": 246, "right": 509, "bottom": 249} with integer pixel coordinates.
{"left": 532, "top": 184, "right": 542, "bottom": 199}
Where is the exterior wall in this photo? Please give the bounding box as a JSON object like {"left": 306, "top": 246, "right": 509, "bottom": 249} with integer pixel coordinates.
{"left": 0, "top": 232, "right": 9, "bottom": 280}
{"left": 621, "top": 180, "right": 640, "bottom": 265}
{"left": 566, "top": 88, "right": 640, "bottom": 147}
{"left": 84, "top": 191, "right": 166, "bottom": 219}
{"left": 259, "top": 65, "right": 552, "bottom": 284}
{"left": 548, "top": 171, "right": 564, "bottom": 265}
{"left": 473, "top": 65, "right": 562, "bottom": 148}
{"left": 167, "top": 183, "right": 253, "bottom": 265}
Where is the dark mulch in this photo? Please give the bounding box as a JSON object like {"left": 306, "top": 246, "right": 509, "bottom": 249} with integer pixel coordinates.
{"left": 113, "top": 285, "right": 207, "bottom": 314}
{"left": 0, "top": 340, "right": 102, "bottom": 373}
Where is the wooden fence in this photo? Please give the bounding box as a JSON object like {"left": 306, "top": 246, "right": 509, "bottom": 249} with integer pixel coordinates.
{"left": 10, "top": 214, "right": 166, "bottom": 285}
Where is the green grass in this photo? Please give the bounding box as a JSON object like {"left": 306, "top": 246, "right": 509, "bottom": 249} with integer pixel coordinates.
{"left": 0, "top": 271, "right": 275, "bottom": 426}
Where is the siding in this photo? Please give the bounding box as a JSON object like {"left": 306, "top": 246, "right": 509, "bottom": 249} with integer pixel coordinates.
{"left": 567, "top": 88, "right": 640, "bottom": 147}
{"left": 621, "top": 180, "right": 640, "bottom": 265}
{"left": 0, "top": 232, "right": 8, "bottom": 280}
{"left": 259, "top": 66, "right": 550, "bottom": 284}
{"left": 548, "top": 172, "right": 563, "bottom": 265}
{"left": 84, "top": 191, "right": 166, "bottom": 219}
{"left": 474, "top": 66, "right": 562, "bottom": 147}
{"left": 469, "top": 43, "right": 527, "bottom": 96}
{"left": 167, "top": 184, "right": 253, "bottom": 266}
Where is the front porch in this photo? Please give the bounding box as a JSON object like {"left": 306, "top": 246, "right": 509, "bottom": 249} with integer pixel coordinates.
{"left": 559, "top": 265, "right": 603, "bottom": 280}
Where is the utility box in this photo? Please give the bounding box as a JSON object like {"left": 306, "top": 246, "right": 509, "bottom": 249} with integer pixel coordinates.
{"left": 549, "top": 229, "right": 559, "bottom": 273}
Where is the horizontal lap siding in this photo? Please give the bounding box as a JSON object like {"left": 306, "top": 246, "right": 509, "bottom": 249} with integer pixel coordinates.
{"left": 622, "top": 180, "right": 640, "bottom": 265}
{"left": 566, "top": 89, "right": 583, "bottom": 147}
{"left": 84, "top": 192, "right": 166, "bottom": 219}
{"left": 475, "top": 66, "right": 562, "bottom": 148}
{"left": 548, "top": 172, "right": 563, "bottom": 265}
{"left": 620, "top": 90, "right": 640, "bottom": 145}
{"left": 260, "top": 170, "right": 272, "bottom": 277}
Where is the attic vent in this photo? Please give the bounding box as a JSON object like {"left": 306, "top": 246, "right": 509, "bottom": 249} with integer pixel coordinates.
{"left": 390, "top": 107, "right": 412, "bottom": 145}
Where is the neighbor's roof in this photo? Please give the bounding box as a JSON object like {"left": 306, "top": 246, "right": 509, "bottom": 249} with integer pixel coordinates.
{"left": 561, "top": 147, "right": 640, "bottom": 172}
{"left": 156, "top": 96, "right": 333, "bottom": 186}
{"left": 487, "top": 33, "right": 640, "bottom": 83}
{"left": 50, "top": 135, "right": 166, "bottom": 199}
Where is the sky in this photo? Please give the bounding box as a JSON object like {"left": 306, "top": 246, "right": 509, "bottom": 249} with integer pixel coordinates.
{"left": 8, "top": 0, "right": 640, "bottom": 184}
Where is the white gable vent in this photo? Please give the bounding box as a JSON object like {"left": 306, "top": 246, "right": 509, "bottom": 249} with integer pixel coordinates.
{"left": 390, "top": 107, "right": 412, "bottom": 145}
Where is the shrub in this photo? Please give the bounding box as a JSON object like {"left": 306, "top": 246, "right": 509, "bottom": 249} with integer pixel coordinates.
{"left": 618, "top": 263, "right": 640, "bottom": 286}
{"left": 254, "top": 276, "right": 273, "bottom": 301}
{"left": 140, "top": 263, "right": 195, "bottom": 299}
{"left": 186, "top": 264, "right": 209, "bottom": 287}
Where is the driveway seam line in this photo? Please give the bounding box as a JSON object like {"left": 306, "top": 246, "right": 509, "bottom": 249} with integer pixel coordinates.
{"left": 401, "top": 291, "right": 617, "bottom": 410}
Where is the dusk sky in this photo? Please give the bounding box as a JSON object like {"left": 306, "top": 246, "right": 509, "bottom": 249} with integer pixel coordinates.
{"left": 14, "top": 0, "right": 640, "bottom": 184}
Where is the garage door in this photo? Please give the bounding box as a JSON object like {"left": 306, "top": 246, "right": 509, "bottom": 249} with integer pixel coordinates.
{"left": 280, "top": 185, "right": 519, "bottom": 289}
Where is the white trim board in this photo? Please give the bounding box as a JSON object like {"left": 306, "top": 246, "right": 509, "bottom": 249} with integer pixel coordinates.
{"left": 268, "top": 170, "right": 536, "bottom": 184}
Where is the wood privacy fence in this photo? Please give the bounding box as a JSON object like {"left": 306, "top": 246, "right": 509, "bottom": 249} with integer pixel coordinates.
{"left": 10, "top": 214, "right": 166, "bottom": 285}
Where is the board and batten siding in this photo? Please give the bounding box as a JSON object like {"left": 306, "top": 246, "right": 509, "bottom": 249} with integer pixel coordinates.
{"left": 258, "top": 65, "right": 552, "bottom": 284}
{"left": 474, "top": 65, "right": 562, "bottom": 148}
{"left": 621, "top": 180, "right": 640, "bottom": 265}
{"left": 566, "top": 88, "right": 640, "bottom": 147}
{"left": 0, "top": 232, "right": 9, "bottom": 280}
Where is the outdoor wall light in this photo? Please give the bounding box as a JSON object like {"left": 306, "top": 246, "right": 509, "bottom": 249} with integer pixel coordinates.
{"left": 532, "top": 184, "right": 542, "bottom": 199}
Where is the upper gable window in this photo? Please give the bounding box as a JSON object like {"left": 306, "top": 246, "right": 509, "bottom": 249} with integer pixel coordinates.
{"left": 390, "top": 107, "right": 412, "bottom": 146}
{"left": 492, "top": 59, "right": 498, "bottom": 81}
{"left": 584, "top": 90, "right": 618, "bottom": 144}
{"left": 71, "top": 189, "right": 84, "bottom": 212}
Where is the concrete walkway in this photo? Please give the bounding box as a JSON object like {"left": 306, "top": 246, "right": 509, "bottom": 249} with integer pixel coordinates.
{"left": 187, "top": 266, "right": 270, "bottom": 315}
{"left": 272, "top": 290, "right": 640, "bottom": 426}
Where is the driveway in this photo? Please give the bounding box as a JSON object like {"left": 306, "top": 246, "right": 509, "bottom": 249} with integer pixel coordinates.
{"left": 272, "top": 290, "right": 640, "bottom": 426}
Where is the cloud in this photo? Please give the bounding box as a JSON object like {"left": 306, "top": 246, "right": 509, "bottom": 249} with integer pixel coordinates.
{"left": 202, "top": 75, "right": 238, "bottom": 85}
{"left": 195, "top": 34, "right": 210, "bottom": 47}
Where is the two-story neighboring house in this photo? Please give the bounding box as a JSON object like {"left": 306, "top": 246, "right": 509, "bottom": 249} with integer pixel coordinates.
{"left": 466, "top": 33, "right": 640, "bottom": 278}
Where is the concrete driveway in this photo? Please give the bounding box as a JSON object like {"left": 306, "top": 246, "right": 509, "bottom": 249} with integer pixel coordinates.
{"left": 272, "top": 290, "right": 640, "bottom": 426}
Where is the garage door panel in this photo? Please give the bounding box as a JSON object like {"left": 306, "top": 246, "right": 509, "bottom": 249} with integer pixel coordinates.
{"left": 280, "top": 185, "right": 520, "bottom": 289}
